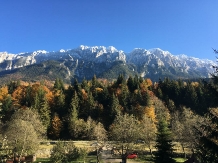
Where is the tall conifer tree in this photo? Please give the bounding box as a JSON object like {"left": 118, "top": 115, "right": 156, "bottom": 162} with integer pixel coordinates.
{"left": 154, "top": 119, "right": 175, "bottom": 163}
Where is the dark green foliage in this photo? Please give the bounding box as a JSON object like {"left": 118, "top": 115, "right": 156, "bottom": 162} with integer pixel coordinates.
{"left": 0, "top": 95, "right": 13, "bottom": 123}
{"left": 7, "top": 81, "right": 20, "bottom": 94}
{"left": 70, "top": 91, "right": 79, "bottom": 112}
{"left": 72, "top": 78, "right": 81, "bottom": 93}
{"left": 64, "top": 85, "right": 75, "bottom": 111}
{"left": 1, "top": 71, "right": 218, "bottom": 141}
{"left": 115, "top": 74, "right": 125, "bottom": 87}
{"left": 102, "top": 93, "right": 121, "bottom": 128}
{"left": 184, "top": 82, "right": 198, "bottom": 109}
{"left": 120, "top": 82, "right": 129, "bottom": 110}
{"left": 1, "top": 95, "right": 12, "bottom": 113}
{"left": 110, "top": 93, "right": 121, "bottom": 116}
{"left": 127, "top": 76, "right": 135, "bottom": 93}
{"left": 32, "top": 87, "right": 51, "bottom": 128}
{"left": 156, "top": 78, "right": 218, "bottom": 115}
{"left": 83, "top": 92, "right": 96, "bottom": 119}
{"left": 33, "top": 87, "right": 45, "bottom": 108}
{"left": 81, "top": 78, "right": 89, "bottom": 92}
{"left": 196, "top": 108, "right": 218, "bottom": 162}
{"left": 53, "top": 90, "right": 66, "bottom": 117}
{"left": 195, "top": 49, "right": 218, "bottom": 162}
{"left": 154, "top": 120, "right": 176, "bottom": 163}
{"left": 0, "top": 60, "right": 73, "bottom": 84}
{"left": 50, "top": 141, "right": 80, "bottom": 163}
{"left": 127, "top": 75, "right": 140, "bottom": 93}
{"left": 54, "top": 78, "right": 65, "bottom": 91}
{"left": 91, "top": 75, "right": 102, "bottom": 91}
{"left": 138, "top": 89, "right": 150, "bottom": 106}
{"left": 38, "top": 99, "right": 51, "bottom": 128}
{"left": 98, "top": 62, "right": 137, "bottom": 81}
{"left": 68, "top": 94, "right": 79, "bottom": 139}
{"left": 24, "top": 84, "right": 33, "bottom": 107}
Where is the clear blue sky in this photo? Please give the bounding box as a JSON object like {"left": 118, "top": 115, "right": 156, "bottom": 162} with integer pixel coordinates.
{"left": 0, "top": 1, "right": 217, "bottom": 60}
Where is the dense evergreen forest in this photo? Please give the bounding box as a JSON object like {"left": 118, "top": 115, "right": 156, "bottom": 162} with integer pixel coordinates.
{"left": 1, "top": 75, "right": 218, "bottom": 138}
{"left": 0, "top": 50, "right": 218, "bottom": 162}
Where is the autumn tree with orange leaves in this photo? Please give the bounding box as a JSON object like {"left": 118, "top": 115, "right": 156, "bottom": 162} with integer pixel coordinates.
{"left": 48, "top": 113, "right": 63, "bottom": 139}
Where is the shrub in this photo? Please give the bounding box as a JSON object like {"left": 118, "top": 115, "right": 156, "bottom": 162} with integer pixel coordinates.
{"left": 50, "top": 141, "right": 80, "bottom": 163}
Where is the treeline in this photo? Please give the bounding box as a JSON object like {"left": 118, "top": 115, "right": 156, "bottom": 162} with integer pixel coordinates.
{"left": 156, "top": 78, "right": 218, "bottom": 115}
{"left": 0, "top": 74, "right": 218, "bottom": 140}
{"left": 0, "top": 75, "right": 153, "bottom": 139}
{"left": 0, "top": 73, "right": 218, "bottom": 161}
{"left": 0, "top": 49, "right": 217, "bottom": 162}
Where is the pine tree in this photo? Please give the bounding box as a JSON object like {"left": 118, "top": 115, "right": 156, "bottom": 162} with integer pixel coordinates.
{"left": 133, "top": 75, "right": 140, "bottom": 89}
{"left": 87, "top": 92, "right": 96, "bottom": 117}
{"left": 72, "top": 78, "right": 81, "bottom": 93}
{"left": 120, "top": 83, "right": 129, "bottom": 111}
{"left": 90, "top": 75, "right": 103, "bottom": 94}
{"left": 111, "top": 93, "right": 121, "bottom": 116}
{"left": 33, "top": 93, "right": 40, "bottom": 110}
{"left": 7, "top": 81, "right": 20, "bottom": 94}
{"left": 127, "top": 76, "right": 135, "bottom": 93}
{"left": 33, "top": 88, "right": 51, "bottom": 128}
{"left": 68, "top": 95, "right": 79, "bottom": 138}
{"left": 81, "top": 78, "right": 89, "bottom": 92}
{"left": 54, "top": 78, "right": 65, "bottom": 91}
{"left": 38, "top": 99, "right": 51, "bottom": 128}
{"left": 53, "top": 90, "right": 66, "bottom": 117}
{"left": 1, "top": 95, "right": 13, "bottom": 123}
{"left": 104, "top": 93, "right": 121, "bottom": 127}
{"left": 183, "top": 82, "right": 196, "bottom": 109}
{"left": 116, "top": 74, "right": 125, "bottom": 86}
{"left": 154, "top": 119, "right": 176, "bottom": 163}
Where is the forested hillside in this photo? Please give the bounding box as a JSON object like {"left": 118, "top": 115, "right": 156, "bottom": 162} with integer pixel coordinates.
{"left": 0, "top": 74, "right": 217, "bottom": 137}
{"left": 0, "top": 61, "right": 218, "bottom": 161}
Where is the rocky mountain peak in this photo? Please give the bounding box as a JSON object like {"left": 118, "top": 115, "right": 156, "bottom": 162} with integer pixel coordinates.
{"left": 0, "top": 46, "right": 216, "bottom": 82}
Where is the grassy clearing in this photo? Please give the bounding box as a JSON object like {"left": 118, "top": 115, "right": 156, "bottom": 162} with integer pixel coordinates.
{"left": 34, "top": 156, "right": 97, "bottom": 163}
{"left": 139, "top": 155, "right": 187, "bottom": 163}
{"left": 37, "top": 141, "right": 188, "bottom": 163}
{"left": 39, "top": 141, "right": 95, "bottom": 149}
{"left": 34, "top": 158, "right": 50, "bottom": 163}
{"left": 174, "top": 157, "right": 187, "bottom": 162}
{"left": 34, "top": 157, "right": 187, "bottom": 163}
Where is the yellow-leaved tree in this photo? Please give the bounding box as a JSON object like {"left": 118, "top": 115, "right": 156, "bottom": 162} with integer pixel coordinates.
{"left": 48, "top": 113, "right": 63, "bottom": 139}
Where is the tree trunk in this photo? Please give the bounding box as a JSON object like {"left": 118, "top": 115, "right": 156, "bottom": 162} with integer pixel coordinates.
{"left": 122, "top": 154, "right": 127, "bottom": 163}
{"left": 121, "top": 145, "right": 127, "bottom": 163}
{"left": 147, "top": 142, "right": 153, "bottom": 157}
{"left": 13, "top": 149, "right": 17, "bottom": 163}
{"left": 181, "top": 143, "right": 186, "bottom": 158}
{"left": 149, "top": 147, "right": 153, "bottom": 157}
{"left": 96, "top": 148, "right": 99, "bottom": 163}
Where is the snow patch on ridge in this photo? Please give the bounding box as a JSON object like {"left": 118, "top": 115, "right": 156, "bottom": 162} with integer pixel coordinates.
{"left": 0, "top": 46, "right": 217, "bottom": 79}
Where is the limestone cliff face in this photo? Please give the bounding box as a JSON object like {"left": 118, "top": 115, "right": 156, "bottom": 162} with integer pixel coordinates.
{"left": 0, "top": 46, "right": 216, "bottom": 82}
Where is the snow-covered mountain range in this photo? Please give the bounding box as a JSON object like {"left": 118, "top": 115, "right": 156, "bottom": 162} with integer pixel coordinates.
{"left": 0, "top": 45, "right": 216, "bottom": 82}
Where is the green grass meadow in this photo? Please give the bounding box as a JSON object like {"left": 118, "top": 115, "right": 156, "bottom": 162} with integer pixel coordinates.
{"left": 36, "top": 141, "right": 188, "bottom": 163}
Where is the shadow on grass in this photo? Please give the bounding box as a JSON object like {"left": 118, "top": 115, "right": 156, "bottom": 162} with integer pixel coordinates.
{"left": 35, "top": 155, "right": 187, "bottom": 163}
{"left": 139, "top": 155, "right": 154, "bottom": 163}
{"left": 139, "top": 155, "right": 186, "bottom": 163}
{"left": 34, "top": 156, "right": 97, "bottom": 163}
